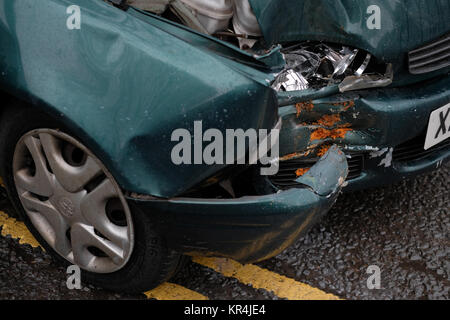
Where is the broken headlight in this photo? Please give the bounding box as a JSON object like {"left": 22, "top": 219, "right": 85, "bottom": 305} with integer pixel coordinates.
{"left": 272, "top": 42, "right": 393, "bottom": 93}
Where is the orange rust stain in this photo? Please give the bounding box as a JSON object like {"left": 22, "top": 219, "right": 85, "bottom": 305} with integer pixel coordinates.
{"left": 310, "top": 127, "right": 352, "bottom": 141}
{"left": 280, "top": 152, "right": 301, "bottom": 161}
{"left": 295, "top": 101, "right": 314, "bottom": 118}
{"left": 279, "top": 149, "right": 313, "bottom": 161}
{"left": 317, "top": 144, "right": 332, "bottom": 157}
{"left": 315, "top": 114, "right": 341, "bottom": 127}
{"left": 332, "top": 100, "right": 355, "bottom": 111}
{"left": 295, "top": 168, "right": 310, "bottom": 177}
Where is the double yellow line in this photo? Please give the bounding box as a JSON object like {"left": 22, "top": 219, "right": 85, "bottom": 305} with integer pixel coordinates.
{"left": 0, "top": 210, "right": 340, "bottom": 300}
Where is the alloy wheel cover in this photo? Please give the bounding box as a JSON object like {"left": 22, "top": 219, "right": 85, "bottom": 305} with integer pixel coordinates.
{"left": 12, "top": 129, "right": 134, "bottom": 273}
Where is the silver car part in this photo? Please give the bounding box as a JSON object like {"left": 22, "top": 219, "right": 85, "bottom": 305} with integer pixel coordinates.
{"left": 272, "top": 43, "right": 392, "bottom": 93}
{"left": 339, "top": 63, "right": 393, "bottom": 92}
{"left": 330, "top": 47, "right": 358, "bottom": 77}
{"left": 13, "top": 129, "right": 134, "bottom": 273}
{"left": 271, "top": 69, "right": 309, "bottom": 92}
{"left": 355, "top": 53, "right": 372, "bottom": 76}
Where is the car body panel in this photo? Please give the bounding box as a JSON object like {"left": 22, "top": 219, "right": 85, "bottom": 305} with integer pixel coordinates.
{"left": 249, "top": 0, "right": 450, "bottom": 80}
{"left": 276, "top": 74, "right": 450, "bottom": 190}
{"left": 279, "top": 76, "right": 450, "bottom": 154}
{"left": 128, "top": 145, "right": 348, "bottom": 263}
{"left": 0, "top": 0, "right": 279, "bottom": 198}
{"left": 0, "top": 0, "right": 449, "bottom": 264}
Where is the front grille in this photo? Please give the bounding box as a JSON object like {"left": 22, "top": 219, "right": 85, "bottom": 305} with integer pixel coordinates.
{"left": 393, "top": 132, "right": 450, "bottom": 162}
{"left": 269, "top": 133, "right": 450, "bottom": 190}
{"left": 269, "top": 153, "right": 364, "bottom": 190}
{"left": 408, "top": 32, "right": 450, "bottom": 74}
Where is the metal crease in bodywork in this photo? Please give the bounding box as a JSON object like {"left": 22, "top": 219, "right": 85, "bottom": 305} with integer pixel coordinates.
{"left": 295, "top": 145, "right": 349, "bottom": 197}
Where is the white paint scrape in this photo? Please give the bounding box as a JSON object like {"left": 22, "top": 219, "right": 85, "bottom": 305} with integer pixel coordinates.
{"left": 370, "top": 147, "right": 388, "bottom": 159}
{"left": 378, "top": 147, "right": 394, "bottom": 167}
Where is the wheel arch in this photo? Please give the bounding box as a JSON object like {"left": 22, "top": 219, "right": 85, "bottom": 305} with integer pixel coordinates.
{"left": 0, "top": 0, "right": 279, "bottom": 198}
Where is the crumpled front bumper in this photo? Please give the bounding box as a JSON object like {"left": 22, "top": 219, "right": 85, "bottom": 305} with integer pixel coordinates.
{"left": 127, "top": 145, "right": 348, "bottom": 263}
{"left": 275, "top": 74, "right": 450, "bottom": 191}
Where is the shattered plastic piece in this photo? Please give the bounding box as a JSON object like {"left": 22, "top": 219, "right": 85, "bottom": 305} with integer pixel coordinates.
{"left": 273, "top": 42, "right": 394, "bottom": 95}
{"left": 277, "top": 85, "right": 340, "bottom": 107}
{"left": 344, "top": 145, "right": 380, "bottom": 152}
{"left": 378, "top": 147, "right": 394, "bottom": 167}
{"left": 295, "top": 145, "right": 348, "bottom": 197}
{"left": 339, "top": 64, "right": 393, "bottom": 92}
{"left": 329, "top": 47, "right": 358, "bottom": 77}
{"left": 273, "top": 43, "right": 364, "bottom": 92}
{"left": 284, "top": 49, "right": 321, "bottom": 79}
{"left": 272, "top": 69, "right": 309, "bottom": 92}
{"left": 355, "top": 53, "right": 372, "bottom": 76}
{"left": 369, "top": 147, "right": 389, "bottom": 158}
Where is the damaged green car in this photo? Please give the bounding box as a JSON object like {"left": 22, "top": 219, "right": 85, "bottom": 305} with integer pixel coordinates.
{"left": 0, "top": 0, "right": 448, "bottom": 292}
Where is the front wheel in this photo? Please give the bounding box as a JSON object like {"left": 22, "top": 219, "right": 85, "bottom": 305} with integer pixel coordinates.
{"left": 0, "top": 106, "right": 183, "bottom": 293}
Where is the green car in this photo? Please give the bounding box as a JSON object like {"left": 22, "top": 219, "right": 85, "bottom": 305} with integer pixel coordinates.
{"left": 0, "top": 0, "right": 448, "bottom": 293}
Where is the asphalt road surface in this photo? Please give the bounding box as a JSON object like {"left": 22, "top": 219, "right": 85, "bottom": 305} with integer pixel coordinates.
{"left": 0, "top": 163, "right": 448, "bottom": 300}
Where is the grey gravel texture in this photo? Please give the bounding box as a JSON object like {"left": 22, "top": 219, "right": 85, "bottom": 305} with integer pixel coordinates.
{"left": 257, "top": 162, "right": 450, "bottom": 300}
{"left": 0, "top": 163, "right": 449, "bottom": 300}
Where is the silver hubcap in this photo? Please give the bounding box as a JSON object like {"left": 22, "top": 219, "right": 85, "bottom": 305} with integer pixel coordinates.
{"left": 12, "top": 129, "right": 134, "bottom": 273}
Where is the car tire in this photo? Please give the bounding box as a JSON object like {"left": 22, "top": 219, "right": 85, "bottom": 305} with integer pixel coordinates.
{"left": 0, "top": 104, "right": 183, "bottom": 293}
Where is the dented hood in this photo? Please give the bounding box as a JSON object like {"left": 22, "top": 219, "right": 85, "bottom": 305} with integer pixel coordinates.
{"left": 249, "top": 0, "right": 450, "bottom": 66}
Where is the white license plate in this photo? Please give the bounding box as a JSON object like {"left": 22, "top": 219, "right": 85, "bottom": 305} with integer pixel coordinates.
{"left": 424, "top": 103, "right": 450, "bottom": 150}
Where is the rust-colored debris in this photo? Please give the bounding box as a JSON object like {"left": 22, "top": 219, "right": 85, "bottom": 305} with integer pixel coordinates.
{"left": 315, "top": 114, "right": 342, "bottom": 127}
{"left": 295, "top": 101, "right": 314, "bottom": 118}
{"left": 310, "top": 127, "right": 352, "bottom": 141}
{"left": 332, "top": 100, "right": 355, "bottom": 111}
{"left": 279, "top": 149, "right": 313, "bottom": 161}
{"left": 295, "top": 168, "right": 310, "bottom": 177}
{"left": 317, "top": 144, "right": 332, "bottom": 157}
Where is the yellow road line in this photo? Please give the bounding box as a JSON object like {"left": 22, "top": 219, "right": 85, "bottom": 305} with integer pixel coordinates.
{"left": 193, "top": 257, "right": 340, "bottom": 300}
{"left": 0, "top": 211, "right": 41, "bottom": 248}
{"left": 0, "top": 208, "right": 337, "bottom": 300}
{"left": 144, "top": 282, "right": 208, "bottom": 300}
{"left": 0, "top": 210, "right": 208, "bottom": 300}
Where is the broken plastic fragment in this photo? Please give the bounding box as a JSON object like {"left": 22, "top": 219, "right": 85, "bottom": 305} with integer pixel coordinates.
{"left": 378, "top": 147, "right": 394, "bottom": 167}
{"left": 272, "top": 69, "right": 309, "bottom": 92}
{"left": 328, "top": 47, "right": 358, "bottom": 78}
{"left": 273, "top": 43, "right": 364, "bottom": 92}
{"left": 284, "top": 50, "right": 321, "bottom": 79}
{"left": 369, "top": 147, "right": 389, "bottom": 158}
{"left": 339, "top": 64, "right": 393, "bottom": 92}
{"left": 355, "top": 53, "right": 372, "bottom": 76}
